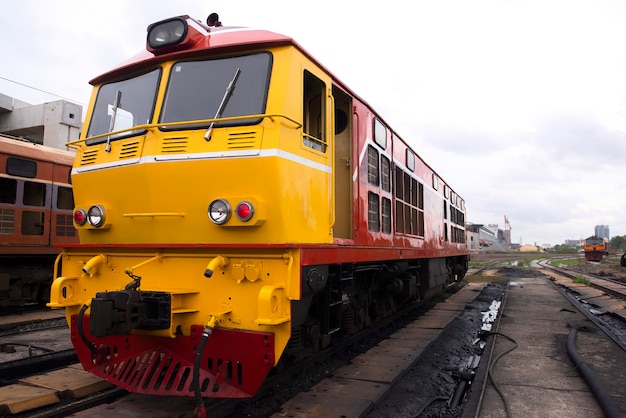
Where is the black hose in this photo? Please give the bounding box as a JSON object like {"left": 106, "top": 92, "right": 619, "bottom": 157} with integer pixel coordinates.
{"left": 450, "top": 370, "right": 475, "bottom": 407}
{"left": 192, "top": 325, "right": 214, "bottom": 418}
{"left": 77, "top": 303, "right": 98, "bottom": 356}
{"left": 486, "top": 331, "right": 518, "bottom": 418}
{"left": 412, "top": 395, "right": 449, "bottom": 417}
{"left": 450, "top": 380, "right": 469, "bottom": 407}
{"left": 566, "top": 328, "right": 622, "bottom": 418}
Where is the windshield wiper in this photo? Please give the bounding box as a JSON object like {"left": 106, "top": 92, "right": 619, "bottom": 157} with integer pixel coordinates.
{"left": 106, "top": 90, "right": 122, "bottom": 152}
{"left": 204, "top": 68, "right": 241, "bottom": 141}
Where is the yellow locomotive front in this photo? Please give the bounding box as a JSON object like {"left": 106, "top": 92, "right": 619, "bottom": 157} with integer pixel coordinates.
{"left": 48, "top": 16, "right": 334, "bottom": 398}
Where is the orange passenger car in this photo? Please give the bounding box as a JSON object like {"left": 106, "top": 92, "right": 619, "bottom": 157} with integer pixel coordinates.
{"left": 0, "top": 135, "right": 76, "bottom": 306}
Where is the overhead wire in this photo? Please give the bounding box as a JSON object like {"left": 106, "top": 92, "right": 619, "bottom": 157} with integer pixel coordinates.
{"left": 0, "top": 75, "right": 85, "bottom": 105}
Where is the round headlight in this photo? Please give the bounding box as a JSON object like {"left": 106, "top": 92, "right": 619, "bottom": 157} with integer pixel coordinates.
{"left": 74, "top": 209, "right": 87, "bottom": 226}
{"left": 208, "top": 199, "right": 231, "bottom": 225}
{"left": 87, "top": 205, "right": 106, "bottom": 227}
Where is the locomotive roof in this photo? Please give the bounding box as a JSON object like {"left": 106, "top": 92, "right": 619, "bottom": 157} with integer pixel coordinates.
{"left": 0, "top": 134, "right": 74, "bottom": 165}
{"left": 90, "top": 22, "right": 297, "bottom": 85}
{"left": 90, "top": 16, "right": 359, "bottom": 106}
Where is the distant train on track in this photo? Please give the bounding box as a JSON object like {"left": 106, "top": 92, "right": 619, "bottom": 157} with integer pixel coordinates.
{"left": 583, "top": 235, "right": 609, "bottom": 262}
{"left": 0, "top": 135, "right": 76, "bottom": 307}
{"left": 48, "top": 13, "right": 469, "bottom": 407}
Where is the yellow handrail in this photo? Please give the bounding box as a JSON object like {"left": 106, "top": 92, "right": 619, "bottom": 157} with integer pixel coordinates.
{"left": 67, "top": 113, "right": 303, "bottom": 149}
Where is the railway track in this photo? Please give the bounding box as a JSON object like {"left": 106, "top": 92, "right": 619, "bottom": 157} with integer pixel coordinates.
{"left": 542, "top": 258, "right": 626, "bottom": 300}
{"left": 0, "top": 309, "right": 115, "bottom": 416}
{"left": 0, "top": 309, "right": 76, "bottom": 383}
{"left": 537, "top": 259, "right": 626, "bottom": 352}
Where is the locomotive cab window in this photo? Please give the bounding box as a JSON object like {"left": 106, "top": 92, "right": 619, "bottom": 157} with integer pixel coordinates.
{"left": 303, "top": 70, "right": 326, "bottom": 152}
{"left": 87, "top": 68, "right": 161, "bottom": 142}
{"left": 161, "top": 52, "right": 272, "bottom": 130}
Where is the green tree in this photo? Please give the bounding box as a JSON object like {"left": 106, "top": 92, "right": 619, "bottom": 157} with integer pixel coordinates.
{"left": 552, "top": 244, "right": 577, "bottom": 253}
{"left": 609, "top": 235, "right": 626, "bottom": 250}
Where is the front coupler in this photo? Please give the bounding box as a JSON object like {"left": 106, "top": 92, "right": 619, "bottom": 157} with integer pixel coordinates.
{"left": 89, "top": 290, "right": 171, "bottom": 337}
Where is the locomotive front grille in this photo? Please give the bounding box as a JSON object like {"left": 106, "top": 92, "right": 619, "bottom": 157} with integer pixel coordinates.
{"left": 105, "top": 350, "right": 244, "bottom": 393}
{"left": 227, "top": 130, "right": 260, "bottom": 149}
{"left": 160, "top": 136, "right": 188, "bottom": 153}
{"left": 120, "top": 141, "right": 140, "bottom": 159}
{"left": 72, "top": 317, "right": 276, "bottom": 398}
{"left": 80, "top": 149, "right": 99, "bottom": 166}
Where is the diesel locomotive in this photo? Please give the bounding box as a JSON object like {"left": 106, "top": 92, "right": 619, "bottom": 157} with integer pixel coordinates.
{"left": 583, "top": 235, "right": 608, "bottom": 262}
{"left": 48, "top": 13, "right": 469, "bottom": 403}
{"left": 0, "top": 135, "right": 76, "bottom": 307}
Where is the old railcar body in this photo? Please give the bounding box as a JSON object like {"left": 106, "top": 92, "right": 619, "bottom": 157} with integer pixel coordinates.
{"left": 48, "top": 14, "right": 469, "bottom": 401}
{"left": 0, "top": 135, "right": 76, "bottom": 306}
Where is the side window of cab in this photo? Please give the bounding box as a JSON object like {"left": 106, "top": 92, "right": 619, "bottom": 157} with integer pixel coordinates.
{"left": 302, "top": 70, "right": 327, "bottom": 152}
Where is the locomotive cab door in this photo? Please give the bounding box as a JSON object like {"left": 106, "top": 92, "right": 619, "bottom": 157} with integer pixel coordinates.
{"left": 332, "top": 86, "right": 353, "bottom": 240}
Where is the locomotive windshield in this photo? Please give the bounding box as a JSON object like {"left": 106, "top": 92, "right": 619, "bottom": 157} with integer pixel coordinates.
{"left": 87, "top": 69, "right": 161, "bottom": 142}
{"left": 86, "top": 52, "right": 271, "bottom": 142}
{"left": 586, "top": 237, "right": 604, "bottom": 245}
{"left": 160, "top": 52, "right": 271, "bottom": 130}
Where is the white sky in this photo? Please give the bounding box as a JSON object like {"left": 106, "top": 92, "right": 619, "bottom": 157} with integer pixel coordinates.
{"left": 2, "top": 0, "right": 626, "bottom": 246}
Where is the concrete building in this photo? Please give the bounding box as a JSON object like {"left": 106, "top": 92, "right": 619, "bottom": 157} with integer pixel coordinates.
{"left": 466, "top": 223, "right": 512, "bottom": 251}
{"left": 0, "top": 92, "right": 82, "bottom": 150}
{"left": 466, "top": 227, "right": 480, "bottom": 251}
{"left": 564, "top": 239, "right": 582, "bottom": 248}
{"left": 594, "top": 225, "right": 609, "bottom": 241}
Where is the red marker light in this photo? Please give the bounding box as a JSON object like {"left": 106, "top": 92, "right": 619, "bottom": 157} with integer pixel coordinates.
{"left": 236, "top": 201, "right": 254, "bottom": 221}
{"left": 74, "top": 209, "right": 87, "bottom": 226}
